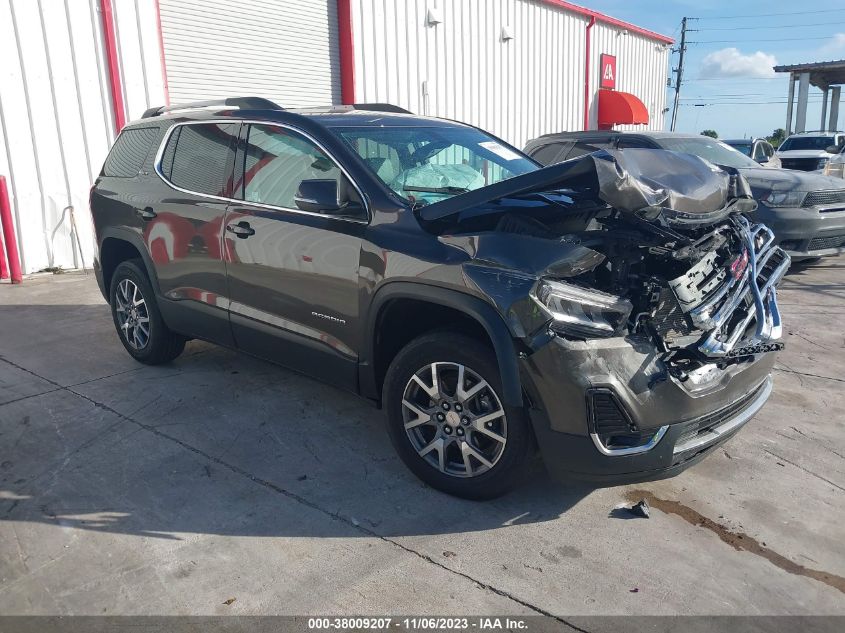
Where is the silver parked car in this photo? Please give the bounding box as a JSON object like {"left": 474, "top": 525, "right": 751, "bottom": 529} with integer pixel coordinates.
{"left": 724, "top": 138, "right": 780, "bottom": 169}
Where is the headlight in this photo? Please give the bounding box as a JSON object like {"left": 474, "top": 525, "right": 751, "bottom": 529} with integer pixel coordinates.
{"left": 761, "top": 190, "right": 807, "bottom": 207}
{"left": 532, "top": 279, "right": 633, "bottom": 339}
{"left": 816, "top": 158, "right": 829, "bottom": 170}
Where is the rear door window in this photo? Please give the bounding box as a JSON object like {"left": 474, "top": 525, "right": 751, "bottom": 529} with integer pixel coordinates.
{"left": 159, "top": 123, "right": 239, "bottom": 197}
{"left": 530, "top": 142, "right": 568, "bottom": 165}
{"left": 103, "top": 127, "right": 159, "bottom": 177}
{"left": 616, "top": 136, "right": 655, "bottom": 149}
{"left": 565, "top": 139, "right": 612, "bottom": 159}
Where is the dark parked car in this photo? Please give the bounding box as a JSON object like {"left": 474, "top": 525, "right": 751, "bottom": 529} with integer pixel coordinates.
{"left": 91, "top": 98, "right": 788, "bottom": 499}
{"left": 525, "top": 131, "right": 845, "bottom": 260}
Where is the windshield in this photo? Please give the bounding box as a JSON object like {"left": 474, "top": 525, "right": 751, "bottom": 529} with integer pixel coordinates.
{"left": 725, "top": 142, "right": 752, "bottom": 157}
{"left": 778, "top": 136, "right": 836, "bottom": 152}
{"left": 657, "top": 137, "right": 760, "bottom": 169}
{"left": 333, "top": 126, "right": 537, "bottom": 204}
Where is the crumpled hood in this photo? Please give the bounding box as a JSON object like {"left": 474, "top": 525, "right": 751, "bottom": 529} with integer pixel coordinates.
{"left": 418, "top": 148, "right": 752, "bottom": 223}
{"left": 738, "top": 166, "right": 845, "bottom": 194}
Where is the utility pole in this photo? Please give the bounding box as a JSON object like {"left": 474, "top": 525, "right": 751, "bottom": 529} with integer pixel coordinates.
{"left": 670, "top": 17, "right": 694, "bottom": 131}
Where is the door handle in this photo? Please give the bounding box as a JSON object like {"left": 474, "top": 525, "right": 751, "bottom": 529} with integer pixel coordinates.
{"left": 137, "top": 207, "right": 156, "bottom": 221}
{"left": 226, "top": 221, "right": 255, "bottom": 238}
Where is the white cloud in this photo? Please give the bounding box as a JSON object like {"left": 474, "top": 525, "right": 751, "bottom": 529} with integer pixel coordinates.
{"left": 699, "top": 48, "right": 778, "bottom": 79}
{"left": 818, "top": 33, "right": 845, "bottom": 56}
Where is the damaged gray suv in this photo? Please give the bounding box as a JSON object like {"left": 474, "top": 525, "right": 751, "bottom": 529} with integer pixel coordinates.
{"left": 91, "top": 98, "right": 789, "bottom": 499}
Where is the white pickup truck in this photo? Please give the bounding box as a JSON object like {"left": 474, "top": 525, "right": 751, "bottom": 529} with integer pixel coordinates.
{"left": 776, "top": 131, "right": 845, "bottom": 172}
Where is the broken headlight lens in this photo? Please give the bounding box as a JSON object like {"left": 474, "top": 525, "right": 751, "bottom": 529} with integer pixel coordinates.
{"left": 761, "top": 190, "right": 806, "bottom": 207}
{"left": 532, "top": 279, "right": 633, "bottom": 339}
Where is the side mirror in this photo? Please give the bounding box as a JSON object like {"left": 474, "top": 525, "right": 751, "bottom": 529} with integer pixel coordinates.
{"left": 825, "top": 145, "right": 839, "bottom": 154}
{"left": 294, "top": 179, "right": 342, "bottom": 213}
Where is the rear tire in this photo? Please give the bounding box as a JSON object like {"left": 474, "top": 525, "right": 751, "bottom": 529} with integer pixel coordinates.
{"left": 109, "top": 259, "right": 186, "bottom": 365}
{"left": 383, "top": 331, "right": 533, "bottom": 500}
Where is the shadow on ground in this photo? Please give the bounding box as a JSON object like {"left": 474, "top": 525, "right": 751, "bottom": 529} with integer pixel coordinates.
{"left": 0, "top": 304, "right": 595, "bottom": 543}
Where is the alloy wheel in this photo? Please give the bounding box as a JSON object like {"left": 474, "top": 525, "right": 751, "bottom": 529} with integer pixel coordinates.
{"left": 401, "top": 362, "right": 507, "bottom": 478}
{"left": 115, "top": 279, "right": 151, "bottom": 350}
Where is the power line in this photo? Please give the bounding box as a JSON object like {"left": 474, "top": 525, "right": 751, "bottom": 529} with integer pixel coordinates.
{"left": 697, "top": 8, "right": 845, "bottom": 20}
{"left": 697, "top": 21, "right": 845, "bottom": 31}
{"left": 682, "top": 100, "right": 825, "bottom": 106}
{"left": 690, "top": 35, "right": 842, "bottom": 43}
{"left": 685, "top": 77, "right": 785, "bottom": 82}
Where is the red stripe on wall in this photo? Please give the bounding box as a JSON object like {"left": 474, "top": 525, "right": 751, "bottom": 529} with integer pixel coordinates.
{"left": 543, "top": 0, "right": 673, "bottom": 44}
{"left": 337, "top": 0, "right": 356, "bottom": 104}
{"left": 100, "top": 0, "right": 126, "bottom": 133}
{"left": 153, "top": 0, "right": 170, "bottom": 104}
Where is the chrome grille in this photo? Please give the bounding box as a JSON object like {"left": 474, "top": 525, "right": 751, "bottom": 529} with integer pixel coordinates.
{"left": 802, "top": 190, "right": 845, "bottom": 207}
{"left": 671, "top": 217, "right": 790, "bottom": 358}
{"left": 808, "top": 234, "right": 845, "bottom": 250}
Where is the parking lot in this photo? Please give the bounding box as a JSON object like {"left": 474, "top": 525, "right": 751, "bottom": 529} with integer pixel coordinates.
{"left": 0, "top": 258, "right": 843, "bottom": 616}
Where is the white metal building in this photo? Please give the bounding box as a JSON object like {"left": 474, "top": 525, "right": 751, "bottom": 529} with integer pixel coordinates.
{"left": 0, "top": 0, "right": 671, "bottom": 274}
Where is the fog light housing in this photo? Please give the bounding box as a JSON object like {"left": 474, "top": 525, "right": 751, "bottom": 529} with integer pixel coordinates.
{"left": 587, "top": 388, "right": 668, "bottom": 455}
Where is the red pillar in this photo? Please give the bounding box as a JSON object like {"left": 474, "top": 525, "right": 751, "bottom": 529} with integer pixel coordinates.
{"left": 337, "top": 0, "right": 356, "bottom": 105}
{"left": 100, "top": 0, "right": 126, "bottom": 133}
{"left": 0, "top": 215, "right": 8, "bottom": 279}
{"left": 0, "top": 176, "right": 22, "bottom": 284}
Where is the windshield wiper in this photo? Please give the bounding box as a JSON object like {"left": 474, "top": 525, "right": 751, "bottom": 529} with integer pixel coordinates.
{"left": 403, "top": 185, "right": 470, "bottom": 194}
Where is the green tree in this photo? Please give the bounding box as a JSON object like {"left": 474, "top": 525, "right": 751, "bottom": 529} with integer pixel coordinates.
{"left": 767, "top": 128, "right": 786, "bottom": 147}
{"left": 701, "top": 129, "right": 718, "bottom": 139}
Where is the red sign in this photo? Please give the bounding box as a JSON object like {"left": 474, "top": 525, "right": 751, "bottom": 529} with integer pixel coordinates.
{"left": 600, "top": 54, "right": 617, "bottom": 89}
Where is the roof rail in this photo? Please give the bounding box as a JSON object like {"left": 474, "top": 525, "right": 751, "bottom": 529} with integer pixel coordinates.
{"left": 141, "top": 96, "right": 283, "bottom": 119}
{"left": 351, "top": 103, "right": 412, "bottom": 114}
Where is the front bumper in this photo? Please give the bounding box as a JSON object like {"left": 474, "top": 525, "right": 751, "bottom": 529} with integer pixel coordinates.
{"left": 520, "top": 334, "right": 776, "bottom": 484}
{"left": 752, "top": 203, "right": 845, "bottom": 259}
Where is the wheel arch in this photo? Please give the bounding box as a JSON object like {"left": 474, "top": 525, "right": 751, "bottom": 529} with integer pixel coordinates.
{"left": 360, "top": 282, "right": 524, "bottom": 407}
{"left": 99, "top": 229, "right": 161, "bottom": 298}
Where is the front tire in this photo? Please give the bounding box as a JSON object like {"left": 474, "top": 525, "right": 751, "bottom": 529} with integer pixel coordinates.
{"left": 109, "top": 259, "right": 185, "bottom": 365}
{"left": 383, "top": 331, "right": 533, "bottom": 499}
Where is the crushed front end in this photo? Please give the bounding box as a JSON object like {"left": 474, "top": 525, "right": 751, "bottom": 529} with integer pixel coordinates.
{"left": 424, "top": 149, "right": 790, "bottom": 482}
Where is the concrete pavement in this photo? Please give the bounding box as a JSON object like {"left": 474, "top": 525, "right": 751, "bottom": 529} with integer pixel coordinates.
{"left": 0, "top": 260, "right": 843, "bottom": 615}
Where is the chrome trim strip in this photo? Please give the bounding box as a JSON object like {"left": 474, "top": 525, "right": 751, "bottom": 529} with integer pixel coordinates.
{"left": 590, "top": 425, "right": 669, "bottom": 457}
{"left": 152, "top": 119, "right": 370, "bottom": 225}
{"left": 673, "top": 376, "right": 772, "bottom": 455}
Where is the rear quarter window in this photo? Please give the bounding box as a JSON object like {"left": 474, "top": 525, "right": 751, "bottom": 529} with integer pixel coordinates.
{"left": 102, "top": 127, "right": 159, "bottom": 177}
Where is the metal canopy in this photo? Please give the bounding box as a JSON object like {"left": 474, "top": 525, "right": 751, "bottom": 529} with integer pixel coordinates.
{"left": 774, "top": 59, "right": 845, "bottom": 89}
{"left": 774, "top": 60, "right": 845, "bottom": 133}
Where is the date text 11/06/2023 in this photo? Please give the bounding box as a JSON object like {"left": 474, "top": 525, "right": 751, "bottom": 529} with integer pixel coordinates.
{"left": 307, "top": 618, "right": 529, "bottom": 630}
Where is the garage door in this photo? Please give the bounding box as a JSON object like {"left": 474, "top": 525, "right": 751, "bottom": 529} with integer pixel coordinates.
{"left": 158, "top": 0, "right": 341, "bottom": 107}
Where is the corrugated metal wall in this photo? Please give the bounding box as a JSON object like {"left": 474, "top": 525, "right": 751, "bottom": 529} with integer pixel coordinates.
{"left": 159, "top": 0, "right": 341, "bottom": 107}
{"left": 589, "top": 21, "right": 670, "bottom": 132}
{"left": 351, "top": 0, "right": 669, "bottom": 148}
{"left": 0, "top": 0, "right": 164, "bottom": 274}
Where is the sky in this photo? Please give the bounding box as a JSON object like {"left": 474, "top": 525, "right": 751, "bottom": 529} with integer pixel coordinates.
{"left": 582, "top": 0, "right": 845, "bottom": 138}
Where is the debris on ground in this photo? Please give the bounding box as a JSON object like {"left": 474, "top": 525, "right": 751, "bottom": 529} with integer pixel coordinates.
{"left": 222, "top": 597, "right": 236, "bottom": 605}
{"left": 628, "top": 499, "right": 650, "bottom": 518}
{"left": 443, "top": 550, "right": 457, "bottom": 558}
{"left": 629, "top": 587, "right": 639, "bottom": 593}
